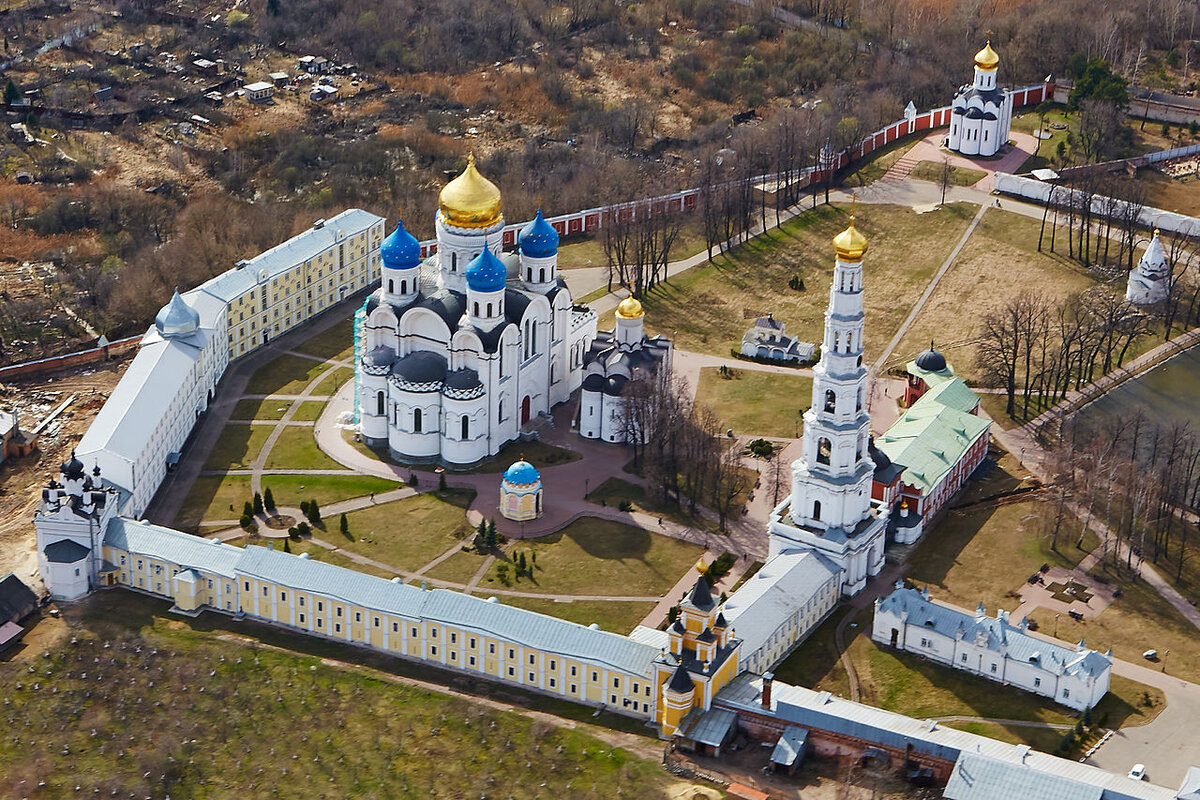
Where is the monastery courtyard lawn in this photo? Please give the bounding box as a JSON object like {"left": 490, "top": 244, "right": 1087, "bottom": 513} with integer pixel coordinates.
{"left": 601, "top": 202, "right": 977, "bottom": 360}
{"left": 694, "top": 367, "right": 814, "bottom": 438}
{"left": 174, "top": 473, "right": 402, "bottom": 532}
{"left": 332, "top": 490, "right": 476, "bottom": 572}
{"left": 244, "top": 353, "right": 336, "bottom": 396}
{"left": 499, "top": 596, "right": 658, "bottom": 637}
{"left": 0, "top": 592, "right": 675, "bottom": 799}
{"left": 484, "top": 518, "right": 705, "bottom": 599}
{"left": 290, "top": 315, "right": 355, "bottom": 360}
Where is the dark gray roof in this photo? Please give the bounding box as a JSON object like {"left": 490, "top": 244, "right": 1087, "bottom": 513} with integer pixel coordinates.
{"left": 582, "top": 373, "right": 605, "bottom": 392}
{"left": 667, "top": 663, "right": 695, "bottom": 693}
{"left": 955, "top": 85, "right": 1005, "bottom": 107}
{"left": 418, "top": 289, "right": 466, "bottom": 329}
{"left": 363, "top": 346, "right": 396, "bottom": 368}
{"left": 0, "top": 573, "right": 37, "bottom": 623}
{"left": 44, "top": 539, "right": 91, "bottom": 563}
{"left": 365, "top": 292, "right": 418, "bottom": 318}
{"left": 458, "top": 321, "right": 507, "bottom": 353}
{"left": 914, "top": 346, "right": 948, "bottom": 373}
{"left": 444, "top": 367, "right": 482, "bottom": 390}
{"left": 602, "top": 375, "right": 628, "bottom": 396}
{"left": 687, "top": 577, "right": 714, "bottom": 611}
{"left": 393, "top": 350, "right": 447, "bottom": 383}
{"left": 755, "top": 315, "right": 784, "bottom": 330}
{"left": 504, "top": 288, "right": 532, "bottom": 322}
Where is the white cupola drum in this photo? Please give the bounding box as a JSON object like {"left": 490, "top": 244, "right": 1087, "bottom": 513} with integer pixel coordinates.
{"left": 380, "top": 218, "right": 422, "bottom": 305}
{"left": 465, "top": 248, "right": 507, "bottom": 328}
{"left": 518, "top": 209, "right": 560, "bottom": 293}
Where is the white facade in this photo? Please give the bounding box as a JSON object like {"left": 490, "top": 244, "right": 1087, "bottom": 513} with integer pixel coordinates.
{"left": 719, "top": 550, "right": 841, "bottom": 675}
{"left": 872, "top": 585, "right": 1112, "bottom": 712}
{"left": 947, "top": 42, "right": 1014, "bottom": 158}
{"left": 740, "top": 314, "right": 813, "bottom": 364}
{"left": 1126, "top": 229, "right": 1171, "bottom": 305}
{"left": 34, "top": 455, "right": 121, "bottom": 600}
{"left": 357, "top": 166, "right": 596, "bottom": 467}
{"left": 578, "top": 297, "right": 673, "bottom": 444}
{"left": 768, "top": 219, "right": 887, "bottom": 597}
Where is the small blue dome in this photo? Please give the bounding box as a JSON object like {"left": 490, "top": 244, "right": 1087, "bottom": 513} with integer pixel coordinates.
{"left": 465, "top": 247, "right": 507, "bottom": 293}
{"left": 155, "top": 290, "right": 200, "bottom": 338}
{"left": 518, "top": 209, "right": 559, "bottom": 259}
{"left": 503, "top": 460, "right": 540, "bottom": 485}
{"left": 381, "top": 219, "right": 421, "bottom": 271}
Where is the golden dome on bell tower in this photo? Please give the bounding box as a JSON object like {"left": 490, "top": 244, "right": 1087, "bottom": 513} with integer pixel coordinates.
{"left": 833, "top": 217, "right": 868, "bottom": 262}
{"left": 438, "top": 153, "right": 503, "bottom": 228}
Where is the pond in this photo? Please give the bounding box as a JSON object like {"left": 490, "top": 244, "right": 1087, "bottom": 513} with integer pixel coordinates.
{"left": 1079, "top": 346, "right": 1200, "bottom": 433}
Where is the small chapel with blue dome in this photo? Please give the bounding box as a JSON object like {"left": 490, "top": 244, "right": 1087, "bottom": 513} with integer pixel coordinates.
{"left": 499, "top": 459, "right": 543, "bottom": 521}
{"left": 356, "top": 155, "right": 597, "bottom": 466}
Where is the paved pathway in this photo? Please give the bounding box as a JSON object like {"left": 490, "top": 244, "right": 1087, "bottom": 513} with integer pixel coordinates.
{"left": 879, "top": 129, "right": 1041, "bottom": 192}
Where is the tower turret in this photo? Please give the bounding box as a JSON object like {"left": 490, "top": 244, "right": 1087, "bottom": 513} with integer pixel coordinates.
{"left": 972, "top": 39, "right": 1000, "bottom": 90}
{"left": 519, "top": 209, "right": 559, "bottom": 293}
{"left": 465, "top": 248, "right": 507, "bottom": 329}
{"left": 435, "top": 154, "right": 504, "bottom": 293}
{"left": 614, "top": 297, "right": 645, "bottom": 347}
{"left": 380, "top": 218, "right": 421, "bottom": 305}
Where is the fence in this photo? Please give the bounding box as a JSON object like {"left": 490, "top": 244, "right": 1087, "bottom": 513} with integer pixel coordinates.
{"left": 414, "top": 81, "right": 1056, "bottom": 258}
{"left": 0, "top": 334, "right": 141, "bottom": 383}
{"left": 993, "top": 170, "right": 1200, "bottom": 236}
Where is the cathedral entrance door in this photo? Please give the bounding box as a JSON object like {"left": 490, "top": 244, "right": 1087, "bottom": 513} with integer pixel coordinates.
{"left": 521, "top": 396, "right": 531, "bottom": 425}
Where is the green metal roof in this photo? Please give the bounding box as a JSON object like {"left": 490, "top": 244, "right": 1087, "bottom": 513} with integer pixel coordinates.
{"left": 920, "top": 377, "right": 981, "bottom": 414}
{"left": 876, "top": 392, "right": 990, "bottom": 494}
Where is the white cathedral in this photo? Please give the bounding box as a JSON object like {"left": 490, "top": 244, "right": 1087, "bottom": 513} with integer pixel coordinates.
{"left": 1126, "top": 228, "right": 1170, "bottom": 305}
{"left": 947, "top": 40, "right": 1013, "bottom": 158}
{"left": 357, "top": 155, "right": 597, "bottom": 466}
{"left": 768, "top": 215, "right": 888, "bottom": 597}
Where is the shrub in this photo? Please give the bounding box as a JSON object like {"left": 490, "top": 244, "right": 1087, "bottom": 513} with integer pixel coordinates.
{"left": 307, "top": 499, "right": 322, "bottom": 524}
{"left": 288, "top": 526, "right": 300, "bottom": 540}
{"left": 300, "top": 500, "right": 311, "bottom": 516}
{"left": 704, "top": 552, "right": 738, "bottom": 585}
{"left": 239, "top": 514, "right": 253, "bottom": 530}
{"left": 788, "top": 274, "right": 805, "bottom": 291}
{"left": 339, "top": 513, "right": 348, "bottom": 534}
{"left": 296, "top": 521, "right": 311, "bottom": 537}
{"left": 438, "top": 473, "right": 447, "bottom": 491}
{"left": 617, "top": 499, "right": 634, "bottom": 511}
{"left": 408, "top": 472, "right": 419, "bottom": 487}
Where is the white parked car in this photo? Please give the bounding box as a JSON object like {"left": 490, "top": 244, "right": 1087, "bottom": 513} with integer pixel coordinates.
{"left": 1128, "top": 764, "right": 1147, "bottom": 781}
{"left": 1143, "top": 650, "right": 1158, "bottom": 661}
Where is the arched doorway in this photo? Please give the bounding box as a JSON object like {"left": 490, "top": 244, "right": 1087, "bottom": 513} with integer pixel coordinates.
{"left": 521, "top": 396, "right": 531, "bottom": 425}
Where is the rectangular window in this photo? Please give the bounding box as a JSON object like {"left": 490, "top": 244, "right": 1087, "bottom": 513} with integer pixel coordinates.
{"left": 508, "top": 648, "right": 515, "bottom": 659}
{"left": 299, "top": 613, "right": 306, "bottom": 624}
{"left": 961, "top": 653, "right": 967, "bottom": 663}
{"left": 317, "top": 601, "right": 324, "bottom": 612}
{"left": 591, "top": 671, "right": 598, "bottom": 683}
{"left": 317, "top": 619, "right": 323, "bottom": 628}
{"left": 392, "top": 622, "right": 399, "bottom": 632}
{"left": 120, "top": 556, "right": 126, "bottom": 565}
{"left": 570, "top": 683, "right": 578, "bottom": 694}
{"left": 507, "top": 666, "right": 515, "bottom": 677}
{"left": 450, "top": 632, "right": 457, "bottom": 644}
{"left": 613, "top": 677, "right": 620, "bottom": 688}
{"left": 280, "top": 591, "right": 287, "bottom": 602}
{"left": 430, "top": 645, "right": 438, "bottom": 656}
{"left": 450, "top": 651, "right": 457, "bottom": 662}
{"left": 529, "top": 672, "right": 536, "bottom": 682}
{"left": 489, "top": 643, "right": 496, "bottom": 654}
{"left": 373, "top": 617, "right": 380, "bottom": 628}
{"left": 610, "top": 695, "right": 617, "bottom": 705}
{"left": 299, "top": 596, "right": 305, "bottom": 607}
{"left": 549, "top": 678, "right": 557, "bottom": 688}
{"left": 430, "top": 627, "right": 437, "bottom": 638}
{"left": 469, "top": 656, "right": 476, "bottom": 667}
{"left": 469, "top": 637, "right": 476, "bottom": 649}
{"left": 334, "top": 623, "right": 341, "bottom": 633}
{"left": 1034, "top": 677, "right": 1041, "bottom": 687}
{"left": 263, "top": 586, "right": 268, "bottom": 597}
{"left": 336, "top": 607, "right": 342, "bottom": 617}
{"left": 570, "top": 666, "right": 577, "bottom": 677}
{"left": 530, "top": 654, "right": 536, "bottom": 666}
{"left": 412, "top": 627, "right": 419, "bottom": 637}
{"left": 990, "top": 664, "right": 997, "bottom": 674}
{"left": 549, "top": 659, "right": 557, "bottom": 671}
{"left": 1063, "top": 688, "right": 1070, "bottom": 698}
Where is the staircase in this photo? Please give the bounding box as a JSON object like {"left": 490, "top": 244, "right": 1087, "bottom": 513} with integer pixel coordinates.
{"left": 881, "top": 152, "right": 922, "bottom": 182}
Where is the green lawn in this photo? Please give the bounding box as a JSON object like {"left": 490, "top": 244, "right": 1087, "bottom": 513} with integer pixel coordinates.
{"left": 263, "top": 427, "right": 345, "bottom": 470}
{"left": 224, "top": 535, "right": 396, "bottom": 579}
{"left": 909, "top": 160, "right": 987, "bottom": 186}
{"left": 423, "top": 549, "right": 493, "bottom": 585}
{"left": 498, "top": 596, "right": 656, "bottom": 636}
{"left": 173, "top": 474, "right": 254, "bottom": 530}
{"left": 290, "top": 400, "right": 328, "bottom": 421}
{"left": 584, "top": 476, "right": 704, "bottom": 529}
{"left": 246, "top": 354, "right": 333, "bottom": 395}
{"left": 472, "top": 439, "right": 581, "bottom": 473}
{"left": 485, "top": 518, "right": 703, "bottom": 598}
{"left": 203, "top": 425, "right": 273, "bottom": 471}
{"left": 293, "top": 316, "right": 355, "bottom": 360}
{"left": 694, "top": 367, "right": 813, "bottom": 438}
{"left": 611, "top": 202, "right": 977, "bottom": 359}
{"left": 892, "top": 209, "right": 1097, "bottom": 381}
{"left": 335, "top": 490, "right": 476, "bottom": 572}
{"left": 844, "top": 136, "right": 918, "bottom": 186}
{"left": 312, "top": 366, "right": 353, "bottom": 396}
{"left": 0, "top": 592, "right": 673, "bottom": 798}
{"left": 231, "top": 397, "right": 291, "bottom": 420}
{"left": 257, "top": 474, "right": 402, "bottom": 511}
{"left": 556, "top": 220, "right": 707, "bottom": 270}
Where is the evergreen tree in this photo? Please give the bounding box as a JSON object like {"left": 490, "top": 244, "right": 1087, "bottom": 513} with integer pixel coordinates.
{"left": 308, "top": 499, "right": 321, "bottom": 523}
{"left": 517, "top": 552, "right": 527, "bottom": 574}
{"left": 243, "top": 501, "right": 254, "bottom": 518}
{"left": 263, "top": 487, "right": 275, "bottom": 511}
{"left": 409, "top": 472, "right": 418, "bottom": 487}
{"left": 300, "top": 500, "right": 310, "bottom": 516}
{"left": 253, "top": 492, "right": 264, "bottom": 515}
{"left": 3, "top": 80, "right": 19, "bottom": 105}
{"left": 339, "top": 513, "right": 348, "bottom": 534}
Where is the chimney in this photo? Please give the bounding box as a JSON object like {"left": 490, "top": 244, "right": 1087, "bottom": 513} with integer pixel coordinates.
{"left": 762, "top": 671, "right": 774, "bottom": 709}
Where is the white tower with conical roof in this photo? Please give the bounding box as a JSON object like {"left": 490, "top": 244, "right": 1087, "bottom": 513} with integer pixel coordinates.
{"left": 1126, "top": 229, "right": 1170, "bottom": 305}
{"left": 767, "top": 209, "right": 887, "bottom": 597}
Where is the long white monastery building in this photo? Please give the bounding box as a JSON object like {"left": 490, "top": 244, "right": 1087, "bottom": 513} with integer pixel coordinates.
{"left": 873, "top": 584, "right": 1112, "bottom": 711}
{"left": 356, "top": 156, "right": 597, "bottom": 466}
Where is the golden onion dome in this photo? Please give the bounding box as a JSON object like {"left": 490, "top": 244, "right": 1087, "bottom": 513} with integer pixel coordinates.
{"left": 438, "top": 153, "right": 503, "bottom": 228}
{"left": 616, "top": 296, "right": 645, "bottom": 319}
{"left": 833, "top": 218, "right": 868, "bottom": 262}
{"left": 694, "top": 557, "right": 708, "bottom": 574}
{"left": 974, "top": 40, "right": 1000, "bottom": 71}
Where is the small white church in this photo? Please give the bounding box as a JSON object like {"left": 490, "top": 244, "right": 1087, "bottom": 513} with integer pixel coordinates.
{"left": 356, "top": 155, "right": 597, "bottom": 466}
{"left": 947, "top": 40, "right": 1014, "bottom": 158}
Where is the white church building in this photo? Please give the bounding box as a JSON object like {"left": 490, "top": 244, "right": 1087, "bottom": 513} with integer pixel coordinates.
{"left": 1126, "top": 229, "right": 1170, "bottom": 305}
{"left": 947, "top": 40, "right": 1014, "bottom": 158}
{"left": 767, "top": 216, "right": 888, "bottom": 597}
{"left": 356, "top": 155, "right": 597, "bottom": 466}
{"left": 873, "top": 584, "right": 1113, "bottom": 712}
{"left": 578, "top": 296, "right": 673, "bottom": 443}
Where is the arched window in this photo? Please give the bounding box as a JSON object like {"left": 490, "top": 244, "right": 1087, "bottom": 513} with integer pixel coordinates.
{"left": 498, "top": 398, "right": 504, "bottom": 423}
{"left": 486, "top": 302, "right": 493, "bottom": 317}
{"left": 834, "top": 332, "right": 841, "bottom": 351}
{"left": 856, "top": 387, "right": 864, "bottom": 412}
{"left": 451, "top": 252, "right": 457, "bottom": 272}
{"left": 824, "top": 390, "right": 836, "bottom": 413}
{"left": 400, "top": 280, "right": 407, "bottom": 295}
{"left": 527, "top": 268, "right": 533, "bottom": 281}
{"left": 856, "top": 437, "right": 864, "bottom": 461}
{"left": 387, "top": 279, "right": 394, "bottom": 294}
{"left": 376, "top": 391, "right": 384, "bottom": 416}
{"left": 413, "top": 408, "right": 422, "bottom": 433}
{"left": 461, "top": 415, "right": 469, "bottom": 440}
{"left": 539, "top": 268, "right": 546, "bottom": 283}
{"left": 846, "top": 332, "right": 853, "bottom": 352}
{"left": 817, "top": 437, "right": 832, "bottom": 466}
{"left": 813, "top": 500, "right": 822, "bottom": 520}
{"left": 473, "top": 302, "right": 479, "bottom": 317}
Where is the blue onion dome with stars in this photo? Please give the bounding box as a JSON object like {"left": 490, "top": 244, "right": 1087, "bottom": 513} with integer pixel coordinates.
{"left": 465, "top": 247, "right": 507, "bottom": 293}
{"left": 518, "top": 209, "right": 559, "bottom": 258}
{"left": 502, "top": 459, "right": 540, "bottom": 486}
{"left": 380, "top": 219, "right": 421, "bottom": 271}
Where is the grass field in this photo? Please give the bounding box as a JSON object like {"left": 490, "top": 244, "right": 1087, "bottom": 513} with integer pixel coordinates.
{"left": 1138, "top": 168, "right": 1200, "bottom": 217}
{"left": 909, "top": 160, "right": 987, "bottom": 186}
{"left": 0, "top": 592, "right": 674, "bottom": 798}
{"left": 485, "top": 518, "right": 703, "bottom": 598}
{"left": 263, "top": 427, "right": 345, "bottom": 470}
{"left": 614, "top": 202, "right": 978, "bottom": 359}
{"left": 556, "top": 220, "right": 708, "bottom": 270}
{"left": 245, "top": 354, "right": 333, "bottom": 396}
{"left": 292, "top": 316, "right": 355, "bottom": 360}
{"left": 312, "top": 366, "right": 353, "bottom": 396}
{"left": 694, "top": 367, "right": 813, "bottom": 438}
{"left": 225, "top": 535, "right": 396, "bottom": 579}
{"left": 289, "top": 400, "right": 328, "bottom": 421}
{"left": 584, "top": 477, "right": 703, "bottom": 529}
{"left": 844, "top": 137, "right": 919, "bottom": 185}
{"left": 472, "top": 439, "right": 581, "bottom": 473}
{"left": 499, "top": 596, "right": 656, "bottom": 636}
{"left": 203, "top": 425, "right": 273, "bottom": 471}
{"left": 231, "top": 397, "right": 291, "bottom": 420}
{"left": 423, "top": 548, "right": 492, "bottom": 585}
{"left": 1011, "top": 106, "right": 1183, "bottom": 174}
{"left": 336, "top": 490, "right": 476, "bottom": 572}
{"left": 174, "top": 474, "right": 254, "bottom": 530}
{"left": 891, "top": 209, "right": 1097, "bottom": 381}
